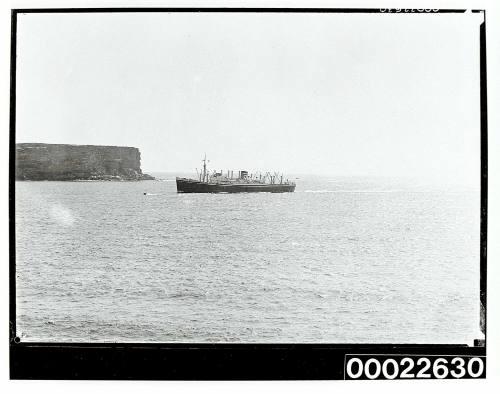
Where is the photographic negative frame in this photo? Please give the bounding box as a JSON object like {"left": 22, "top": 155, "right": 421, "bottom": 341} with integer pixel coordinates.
{"left": 9, "top": 6, "right": 487, "bottom": 380}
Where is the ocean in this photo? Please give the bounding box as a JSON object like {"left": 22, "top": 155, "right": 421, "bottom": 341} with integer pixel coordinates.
{"left": 15, "top": 174, "right": 481, "bottom": 344}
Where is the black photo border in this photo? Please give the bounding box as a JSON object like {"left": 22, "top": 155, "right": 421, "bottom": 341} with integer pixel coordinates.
{"left": 9, "top": 7, "right": 488, "bottom": 380}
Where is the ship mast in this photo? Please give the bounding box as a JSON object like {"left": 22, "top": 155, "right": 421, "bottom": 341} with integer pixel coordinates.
{"left": 202, "top": 154, "right": 207, "bottom": 183}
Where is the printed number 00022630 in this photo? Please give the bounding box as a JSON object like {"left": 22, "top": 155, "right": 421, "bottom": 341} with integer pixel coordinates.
{"left": 345, "top": 355, "right": 485, "bottom": 380}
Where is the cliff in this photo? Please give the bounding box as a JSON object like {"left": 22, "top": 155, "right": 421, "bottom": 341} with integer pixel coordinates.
{"left": 15, "top": 143, "right": 154, "bottom": 181}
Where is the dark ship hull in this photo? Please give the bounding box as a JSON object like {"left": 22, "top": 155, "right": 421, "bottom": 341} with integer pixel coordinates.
{"left": 176, "top": 177, "right": 295, "bottom": 193}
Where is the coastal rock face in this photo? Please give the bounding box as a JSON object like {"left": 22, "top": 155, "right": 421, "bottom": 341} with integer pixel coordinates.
{"left": 15, "top": 143, "right": 154, "bottom": 181}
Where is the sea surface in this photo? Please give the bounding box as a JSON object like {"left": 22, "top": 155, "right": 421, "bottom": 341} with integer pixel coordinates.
{"left": 15, "top": 174, "right": 481, "bottom": 343}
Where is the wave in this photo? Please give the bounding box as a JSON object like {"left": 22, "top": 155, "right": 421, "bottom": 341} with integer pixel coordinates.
{"left": 302, "top": 189, "right": 406, "bottom": 193}
{"left": 169, "top": 291, "right": 206, "bottom": 300}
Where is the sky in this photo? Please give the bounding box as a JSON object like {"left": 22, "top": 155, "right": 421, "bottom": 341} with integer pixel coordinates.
{"left": 16, "top": 11, "right": 482, "bottom": 186}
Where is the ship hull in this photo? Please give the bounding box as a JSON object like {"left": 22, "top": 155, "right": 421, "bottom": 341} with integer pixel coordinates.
{"left": 176, "top": 177, "right": 295, "bottom": 193}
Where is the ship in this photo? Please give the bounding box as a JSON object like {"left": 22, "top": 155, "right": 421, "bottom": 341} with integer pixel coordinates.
{"left": 176, "top": 156, "right": 296, "bottom": 193}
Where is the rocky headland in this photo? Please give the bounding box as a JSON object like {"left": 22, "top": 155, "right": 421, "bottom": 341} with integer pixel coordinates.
{"left": 15, "top": 143, "right": 154, "bottom": 181}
